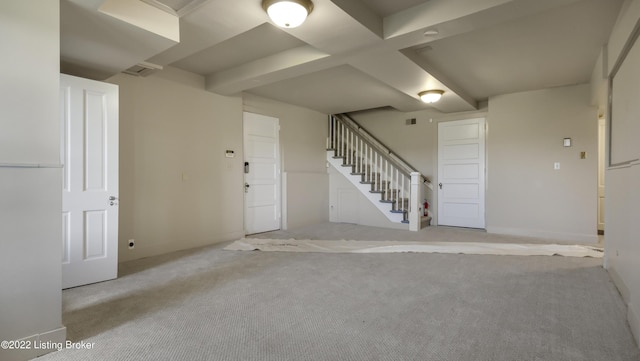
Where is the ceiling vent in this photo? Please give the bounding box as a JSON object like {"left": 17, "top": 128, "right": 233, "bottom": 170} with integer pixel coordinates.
{"left": 123, "top": 62, "right": 163, "bottom": 77}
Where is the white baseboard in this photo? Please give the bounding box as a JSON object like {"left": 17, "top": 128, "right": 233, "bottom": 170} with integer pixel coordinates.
{"left": 119, "top": 230, "right": 246, "bottom": 263}
{"left": 629, "top": 303, "right": 640, "bottom": 347}
{"left": 608, "top": 266, "right": 630, "bottom": 303}
{"left": 486, "top": 226, "right": 599, "bottom": 244}
{"left": 606, "top": 266, "right": 640, "bottom": 347}
{"left": 0, "top": 326, "right": 66, "bottom": 361}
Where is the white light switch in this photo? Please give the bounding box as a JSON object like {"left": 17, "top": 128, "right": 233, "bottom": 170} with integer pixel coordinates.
{"left": 554, "top": 162, "right": 560, "bottom": 170}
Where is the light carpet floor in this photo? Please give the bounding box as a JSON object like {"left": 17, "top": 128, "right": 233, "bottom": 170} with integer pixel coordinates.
{"left": 35, "top": 224, "right": 638, "bottom": 361}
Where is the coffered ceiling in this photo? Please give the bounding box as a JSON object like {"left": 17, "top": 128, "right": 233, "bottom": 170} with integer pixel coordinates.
{"left": 60, "top": 0, "right": 623, "bottom": 114}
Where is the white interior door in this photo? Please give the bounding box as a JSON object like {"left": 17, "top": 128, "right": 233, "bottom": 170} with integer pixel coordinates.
{"left": 61, "top": 74, "right": 119, "bottom": 289}
{"left": 437, "top": 118, "right": 486, "bottom": 228}
{"left": 243, "top": 112, "right": 281, "bottom": 235}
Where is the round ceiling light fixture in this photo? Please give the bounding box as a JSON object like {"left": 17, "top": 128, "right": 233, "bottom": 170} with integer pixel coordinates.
{"left": 418, "top": 90, "right": 444, "bottom": 103}
{"left": 262, "top": 0, "right": 314, "bottom": 28}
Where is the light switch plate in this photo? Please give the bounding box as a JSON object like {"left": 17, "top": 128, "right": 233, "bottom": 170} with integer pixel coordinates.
{"left": 554, "top": 162, "right": 560, "bottom": 170}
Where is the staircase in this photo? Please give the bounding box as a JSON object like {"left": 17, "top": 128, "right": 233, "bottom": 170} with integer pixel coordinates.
{"left": 327, "top": 114, "right": 432, "bottom": 231}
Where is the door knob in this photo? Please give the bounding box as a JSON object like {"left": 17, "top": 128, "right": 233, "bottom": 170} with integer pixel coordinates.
{"left": 438, "top": 183, "right": 443, "bottom": 189}
{"left": 109, "top": 196, "right": 118, "bottom": 200}
{"left": 244, "top": 183, "right": 250, "bottom": 193}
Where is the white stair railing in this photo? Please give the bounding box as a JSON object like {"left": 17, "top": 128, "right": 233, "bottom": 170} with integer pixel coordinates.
{"left": 327, "top": 114, "right": 425, "bottom": 230}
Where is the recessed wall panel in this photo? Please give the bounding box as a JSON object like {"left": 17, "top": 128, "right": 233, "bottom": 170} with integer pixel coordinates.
{"left": 62, "top": 211, "right": 70, "bottom": 264}
{"left": 61, "top": 86, "right": 71, "bottom": 192}
{"left": 249, "top": 184, "right": 277, "bottom": 206}
{"left": 443, "top": 144, "right": 479, "bottom": 160}
{"left": 442, "top": 123, "right": 479, "bottom": 141}
{"left": 442, "top": 203, "right": 480, "bottom": 219}
{"left": 443, "top": 184, "right": 479, "bottom": 200}
{"left": 84, "top": 90, "right": 107, "bottom": 191}
{"left": 84, "top": 210, "right": 106, "bottom": 260}
{"left": 442, "top": 164, "right": 479, "bottom": 179}
{"left": 247, "top": 137, "right": 276, "bottom": 158}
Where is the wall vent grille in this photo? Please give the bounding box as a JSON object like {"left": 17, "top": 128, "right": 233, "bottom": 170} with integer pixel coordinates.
{"left": 123, "top": 62, "right": 163, "bottom": 77}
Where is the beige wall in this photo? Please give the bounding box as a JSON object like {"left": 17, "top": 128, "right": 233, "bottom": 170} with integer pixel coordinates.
{"left": 110, "top": 67, "right": 245, "bottom": 262}
{"left": 599, "top": 0, "right": 640, "bottom": 345}
{"left": 347, "top": 85, "right": 598, "bottom": 242}
{"left": 0, "top": 2, "right": 66, "bottom": 360}
{"left": 110, "top": 70, "right": 329, "bottom": 262}
{"left": 487, "top": 84, "right": 598, "bottom": 242}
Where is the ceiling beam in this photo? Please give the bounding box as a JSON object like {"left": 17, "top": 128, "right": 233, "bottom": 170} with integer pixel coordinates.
{"left": 348, "top": 48, "right": 477, "bottom": 112}
{"left": 205, "top": 46, "right": 334, "bottom": 95}
{"left": 329, "top": 0, "right": 383, "bottom": 38}
{"left": 384, "top": 0, "right": 516, "bottom": 39}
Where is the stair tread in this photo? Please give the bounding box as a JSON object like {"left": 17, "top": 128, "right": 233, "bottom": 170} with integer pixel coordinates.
{"left": 390, "top": 210, "right": 407, "bottom": 214}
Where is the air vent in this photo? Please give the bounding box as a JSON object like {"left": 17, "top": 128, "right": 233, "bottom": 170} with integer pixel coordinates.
{"left": 123, "top": 62, "right": 163, "bottom": 77}
{"left": 406, "top": 118, "right": 417, "bottom": 125}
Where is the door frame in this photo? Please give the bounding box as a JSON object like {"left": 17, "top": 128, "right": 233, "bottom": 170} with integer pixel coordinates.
{"left": 597, "top": 116, "right": 606, "bottom": 233}
{"left": 242, "top": 112, "right": 282, "bottom": 235}
{"left": 60, "top": 73, "right": 119, "bottom": 289}
{"left": 436, "top": 117, "right": 486, "bottom": 228}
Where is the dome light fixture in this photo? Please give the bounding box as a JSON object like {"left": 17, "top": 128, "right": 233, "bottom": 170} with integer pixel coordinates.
{"left": 262, "top": 0, "right": 314, "bottom": 28}
{"left": 418, "top": 90, "right": 444, "bottom": 103}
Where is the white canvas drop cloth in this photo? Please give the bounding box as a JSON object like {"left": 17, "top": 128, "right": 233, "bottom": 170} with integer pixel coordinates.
{"left": 224, "top": 238, "right": 603, "bottom": 258}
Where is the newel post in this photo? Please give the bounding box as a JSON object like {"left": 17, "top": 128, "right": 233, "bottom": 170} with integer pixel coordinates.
{"left": 409, "top": 172, "right": 422, "bottom": 231}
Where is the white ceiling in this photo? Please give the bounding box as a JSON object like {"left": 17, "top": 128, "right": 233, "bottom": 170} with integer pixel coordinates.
{"left": 60, "top": 0, "right": 623, "bottom": 114}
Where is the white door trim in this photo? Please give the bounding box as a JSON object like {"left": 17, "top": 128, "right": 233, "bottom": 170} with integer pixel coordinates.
{"left": 61, "top": 74, "right": 119, "bottom": 289}
{"left": 437, "top": 118, "right": 486, "bottom": 229}
{"left": 243, "top": 112, "right": 282, "bottom": 235}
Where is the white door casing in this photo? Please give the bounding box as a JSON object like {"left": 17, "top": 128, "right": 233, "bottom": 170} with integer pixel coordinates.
{"left": 243, "top": 112, "right": 281, "bottom": 235}
{"left": 597, "top": 117, "right": 606, "bottom": 232}
{"left": 61, "top": 74, "right": 119, "bottom": 289}
{"left": 437, "top": 118, "right": 486, "bottom": 228}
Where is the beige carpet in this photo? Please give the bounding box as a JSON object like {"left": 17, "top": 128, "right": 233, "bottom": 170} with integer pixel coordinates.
{"left": 35, "top": 223, "right": 637, "bottom": 361}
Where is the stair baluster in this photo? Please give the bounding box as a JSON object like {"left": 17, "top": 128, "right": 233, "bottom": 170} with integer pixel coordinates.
{"left": 327, "top": 114, "right": 430, "bottom": 230}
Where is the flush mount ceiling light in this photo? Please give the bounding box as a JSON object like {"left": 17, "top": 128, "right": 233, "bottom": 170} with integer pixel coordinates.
{"left": 418, "top": 90, "right": 444, "bottom": 103}
{"left": 262, "top": 0, "right": 314, "bottom": 28}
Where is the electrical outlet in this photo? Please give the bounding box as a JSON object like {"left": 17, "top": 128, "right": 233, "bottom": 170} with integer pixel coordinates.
{"left": 128, "top": 239, "right": 135, "bottom": 249}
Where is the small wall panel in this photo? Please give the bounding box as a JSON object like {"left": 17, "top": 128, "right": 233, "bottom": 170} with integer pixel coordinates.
{"left": 84, "top": 210, "right": 106, "bottom": 260}
{"left": 62, "top": 211, "right": 71, "bottom": 264}
{"left": 84, "top": 90, "right": 107, "bottom": 191}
